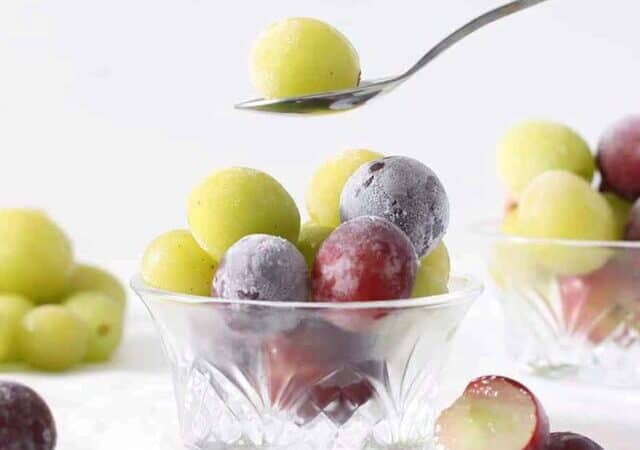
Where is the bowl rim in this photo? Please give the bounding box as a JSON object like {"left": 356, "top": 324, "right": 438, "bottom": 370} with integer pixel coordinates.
{"left": 130, "top": 273, "right": 483, "bottom": 310}
{"left": 470, "top": 219, "right": 640, "bottom": 249}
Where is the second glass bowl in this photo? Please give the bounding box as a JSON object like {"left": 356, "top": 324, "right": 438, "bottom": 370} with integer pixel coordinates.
{"left": 132, "top": 274, "right": 482, "bottom": 450}
{"left": 476, "top": 221, "right": 640, "bottom": 388}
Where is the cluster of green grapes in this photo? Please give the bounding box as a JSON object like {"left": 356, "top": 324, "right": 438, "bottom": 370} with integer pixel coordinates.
{"left": 250, "top": 18, "right": 361, "bottom": 99}
{"left": 142, "top": 149, "right": 450, "bottom": 299}
{"left": 0, "top": 209, "right": 125, "bottom": 372}
{"left": 496, "top": 119, "right": 640, "bottom": 276}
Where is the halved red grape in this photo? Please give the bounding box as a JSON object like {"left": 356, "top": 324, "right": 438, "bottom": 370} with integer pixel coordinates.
{"left": 0, "top": 381, "right": 56, "bottom": 450}
{"left": 597, "top": 115, "right": 640, "bottom": 201}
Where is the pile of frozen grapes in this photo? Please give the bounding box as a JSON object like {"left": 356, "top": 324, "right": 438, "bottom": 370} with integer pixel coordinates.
{"left": 498, "top": 116, "right": 640, "bottom": 249}
{"left": 142, "top": 150, "right": 452, "bottom": 312}
{"left": 0, "top": 209, "right": 125, "bottom": 372}
{"left": 496, "top": 116, "right": 640, "bottom": 342}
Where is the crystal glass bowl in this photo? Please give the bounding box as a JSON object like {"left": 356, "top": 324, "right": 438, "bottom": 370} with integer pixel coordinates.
{"left": 131, "top": 274, "right": 482, "bottom": 450}
{"left": 475, "top": 221, "right": 640, "bottom": 388}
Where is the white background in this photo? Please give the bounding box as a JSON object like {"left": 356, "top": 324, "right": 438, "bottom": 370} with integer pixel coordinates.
{"left": 1, "top": 1, "right": 639, "bottom": 449}
{"left": 2, "top": 0, "right": 640, "bottom": 261}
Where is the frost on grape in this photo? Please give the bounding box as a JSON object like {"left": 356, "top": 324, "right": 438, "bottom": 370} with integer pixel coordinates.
{"left": 340, "top": 156, "right": 449, "bottom": 257}
{"left": 312, "top": 216, "right": 417, "bottom": 303}
{"left": 213, "top": 234, "right": 309, "bottom": 302}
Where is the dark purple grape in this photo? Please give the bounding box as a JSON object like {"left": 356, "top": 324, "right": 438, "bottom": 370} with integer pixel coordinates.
{"left": 626, "top": 199, "right": 640, "bottom": 240}
{"left": 213, "top": 234, "right": 309, "bottom": 302}
{"left": 0, "top": 381, "right": 56, "bottom": 450}
{"left": 339, "top": 156, "right": 449, "bottom": 257}
{"left": 547, "top": 432, "right": 603, "bottom": 450}
{"left": 597, "top": 115, "right": 640, "bottom": 201}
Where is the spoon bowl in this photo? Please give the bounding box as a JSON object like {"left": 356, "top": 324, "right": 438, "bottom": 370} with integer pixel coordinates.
{"left": 236, "top": 0, "right": 551, "bottom": 115}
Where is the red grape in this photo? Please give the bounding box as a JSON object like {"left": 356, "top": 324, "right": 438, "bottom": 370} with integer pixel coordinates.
{"left": 0, "top": 381, "right": 56, "bottom": 450}
{"left": 312, "top": 216, "right": 417, "bottom": 302}
{"left": 262, "top": 319, "right": 376, "bottom": 424}
{"left": 559, "top": 258, "right": 640, "bottom": 343}
{"left": 597, "top": 115, "right": 640, "bottom": 201}
{"left": 312, "top": 216, "right": 418, "bottom": 331}
{"left": 626, "top": 199, "right": 640, "bottom": 240}
{"left": 547, "top": 432, "right": 603, "bottom": 450}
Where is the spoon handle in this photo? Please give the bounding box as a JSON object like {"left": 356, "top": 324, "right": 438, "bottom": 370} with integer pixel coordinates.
{"left": 400, "top": 0, "right": 551, "bottom": 80}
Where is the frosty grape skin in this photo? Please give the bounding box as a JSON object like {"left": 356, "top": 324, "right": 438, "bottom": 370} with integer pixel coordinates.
{"left": 312, "top": 216, "right": 417, "bottom": 331}
{"left": 306, "top": 149, "right": 383, "bottom": 228}
{"left": 213, "top": 234, "right": 309, "bottom": 302}
{"left": 142, "top": 230, "right": 217, "bottom": 296}
{"left": 250, "top": 18, "right": 361, "bottom": 99}
{"left": 340, "top": 156, "right": 449, "bottom": 257}
{"left": 188, "top": 167, "right": 300, "bottom": 262}
{"left": 312, "top": 216, "right": 417, "bottom": 303}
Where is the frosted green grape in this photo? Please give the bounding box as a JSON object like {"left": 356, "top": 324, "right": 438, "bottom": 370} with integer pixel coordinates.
{"left": 188, "top": 168, "right": 300, "bottom": 262}
{"left": 412, "top": 242, "right": 451, "bottom": 298}
{"left": 67, "top": 264, "right": 126, "bottom": 311}
{"left": 0, "top": 294, "right": 34, "bottom": 362}
{"left": 142, "top": 229, "right": 217, "bottom": 296}
{"left": 498, "top": 121, "right": 595, "bottom": 198}
{"left": 65, "top": 291, "right": 123, "bottom": 363}
{"left": 19, "top": 305, "right": 89, "bottom": 371}
{"left": 518, "top": 171, "right": 616, "bottom": 275}
{"left": 306, "top": 149, "right": 383, "bottom": 228}
{"left": 0, "top": 209, "right": 73, "bottom": 302}
{"left": 296, "top": 222, "right": 334, "bottom": 268}
{"left": 251, "top": 18, "right": 361, "bottom": 99}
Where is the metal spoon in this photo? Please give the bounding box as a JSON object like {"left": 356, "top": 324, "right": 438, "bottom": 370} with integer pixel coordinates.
{"left": 235, "top": 0, "right": 550, "bottom": 115}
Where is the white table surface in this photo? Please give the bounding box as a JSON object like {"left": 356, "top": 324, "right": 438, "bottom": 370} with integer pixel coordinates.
{"left": 2, "top": 257, "right": 638, "bottom": 450}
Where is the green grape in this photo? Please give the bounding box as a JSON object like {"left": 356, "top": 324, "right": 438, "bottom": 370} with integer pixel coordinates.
{"left": 306, "top": 149, "right": 383, "bottom": 227}
{"left": 412, "top": 241, "right": 450, "bottom": 298}
{"left": 0, "top": 294, "right": 34, "bottom": 362}
{"left": 250, "top": 18, "right": 360, "bottom": 99}
{"left": 0, "top": 209, "right": 73, "bottom": 302}
{"left": 500, "top": 209, "right": 520, "bottom": 235}
{"left": 67, "top": 264, "right": 126, "bottom": 311}
{"left": 65, "top": 291, "right": 123, "bottom": 362}
{"left": 19, "top": 305, "right": 89, "bottom": 371}
{"left": 188, "top": 168, "right": 300, "bottom": 261}
{"left": 602, "top": 192, "right": 632, "bottom": 239}
{"left": 497, "top": 121, "right": 595, "bottom": 198}
{"left": 142, "top": 229, "right": 217, "bottom": 295}
{"left": 296, "top": 222, "right": 334, "bottom": 268}
{"left": 518, "top": 171, "right": 616, "bottom": 275}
